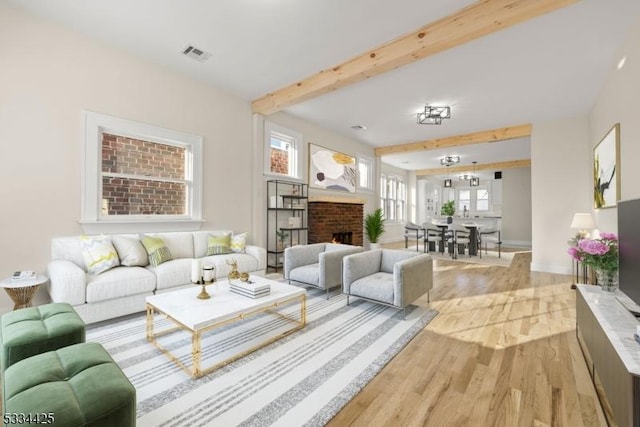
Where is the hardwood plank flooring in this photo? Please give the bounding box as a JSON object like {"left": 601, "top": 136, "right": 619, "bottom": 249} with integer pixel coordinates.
{"left": 327, "top": 251, "right": 606, "bottom": 426}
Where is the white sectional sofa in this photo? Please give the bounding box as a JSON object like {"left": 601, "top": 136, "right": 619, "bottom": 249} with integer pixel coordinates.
{"left": 47, "top": 231, "right": 266, "bottom": 324}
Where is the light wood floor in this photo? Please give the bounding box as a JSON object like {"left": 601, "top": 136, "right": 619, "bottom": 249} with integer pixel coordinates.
{"left": 327, "top": 251, "right": 607, "bottom": 426}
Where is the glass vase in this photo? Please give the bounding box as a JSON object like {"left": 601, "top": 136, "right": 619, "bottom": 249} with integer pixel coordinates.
{"left": 595, "top": 269, "right": 618, "bottom": 292}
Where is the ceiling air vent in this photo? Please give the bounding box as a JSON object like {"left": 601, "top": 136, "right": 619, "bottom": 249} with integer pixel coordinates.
{"left": 181, "top": 45, "right": 212, "bottom": 63}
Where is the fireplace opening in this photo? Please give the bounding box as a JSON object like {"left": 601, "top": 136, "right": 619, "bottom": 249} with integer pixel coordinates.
{"left": 331, "top": 232, "right": 353, "bottom": 245}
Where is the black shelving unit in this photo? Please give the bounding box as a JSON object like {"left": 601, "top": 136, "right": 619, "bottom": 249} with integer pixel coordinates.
{"left": 266, "top": 180, "right": 308, "bottom": 272}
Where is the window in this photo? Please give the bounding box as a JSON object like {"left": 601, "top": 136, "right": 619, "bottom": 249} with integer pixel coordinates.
{"left": 476, "top": 188, "right": 489, "bottom": 211}
{"left": 455, "top": 187, "right": 490, "bottom": 213}
{"left": 380, "top": 173, "right": 405, "bottom": 221}
{"left": 82, "top": 111, "right": 203, "bottom": 232}
{"left": 264, "top": 121, "right": 301, "bottom": 179}
{"left": 458, "top": 189, "right": 471, "bottom": 213}
{"left": 357, "top": 154, "right": 375, "bottom": 192}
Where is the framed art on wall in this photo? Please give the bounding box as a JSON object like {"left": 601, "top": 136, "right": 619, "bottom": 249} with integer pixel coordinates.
{"left": 308, "top": 143, "right": 357, "bottom": 193}
{"left": 593, "top": 123, "right": 620, "bottom": 209}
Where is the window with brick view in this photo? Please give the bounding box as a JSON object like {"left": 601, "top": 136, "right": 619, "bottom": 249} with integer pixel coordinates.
{"left": 101, "top": 134, "right": 186, "bottom": 216}
{"left": 264, "top": 120, "right": 300, "bottom": 180}
{"left": 82, "top": 111, "right": 203, "bottom": 232}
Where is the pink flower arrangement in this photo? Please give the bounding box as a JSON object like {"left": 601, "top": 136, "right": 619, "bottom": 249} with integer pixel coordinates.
{"left": 568, "top": 232, "right": 618, "bottom": 272}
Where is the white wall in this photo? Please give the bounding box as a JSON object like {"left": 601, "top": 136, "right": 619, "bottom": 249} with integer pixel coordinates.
{"left": 589, "top": 14, "right": 640, "bottom": 233}
{"left": 0, "top": 4, "right": 254, "bottom": 311}
{"left": 501, "top": 167, "right": 532, "bottom": 246}
{"left": 531, "top": 115, "right": 590, "bottom": 274}
{"left": 531, "top": 14, "right": 640, "bottom": 274}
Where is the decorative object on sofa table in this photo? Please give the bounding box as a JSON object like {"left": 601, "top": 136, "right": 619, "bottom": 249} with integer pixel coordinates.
{"left": 203, "top": 264, "right": 215, "bottom": 283}
{"left": 229, "top": 277, "right": 271, "bottom": 298}
{"left": 191, "top": 259, "right": 203, "bottom": 284}
{"left": 567, "top": 232, "right": 619, "bottom": 291}
{"left": 226, "top": 259, "right": 240, "bottom": 280}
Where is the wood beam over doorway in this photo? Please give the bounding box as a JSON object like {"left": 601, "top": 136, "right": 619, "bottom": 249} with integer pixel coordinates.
{"left": 374, "top": 124, "right": 532, "bottom": 157}
{"left": 416, "top": 159, "right": 531, "bottom": 176}
{"left": 251, "top": 0, "right": 579, "bottom": 115}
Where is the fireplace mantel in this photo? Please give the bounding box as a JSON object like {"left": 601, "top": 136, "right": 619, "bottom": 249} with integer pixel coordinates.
{"left": 308, "top": 196, "right": 366, "bottom": 205}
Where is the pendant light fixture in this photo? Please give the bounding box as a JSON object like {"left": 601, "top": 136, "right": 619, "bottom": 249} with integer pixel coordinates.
{"left": 444, "top": 164, "right": 452, "bottom": 187}
{"left": 470, "top": 161, "right": 479, "bottom": 187}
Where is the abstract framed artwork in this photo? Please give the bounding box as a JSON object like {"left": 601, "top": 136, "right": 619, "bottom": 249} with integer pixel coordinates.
{"left": 308, "top": 143, "right": 356, "bottom": 193}
{"left": 593, "top": 123, "right": 620, "bottom": 209}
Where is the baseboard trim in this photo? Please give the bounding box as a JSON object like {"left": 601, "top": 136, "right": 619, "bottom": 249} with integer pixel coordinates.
{"left": 530, "top": 262, "right": 572, "bottom": 275}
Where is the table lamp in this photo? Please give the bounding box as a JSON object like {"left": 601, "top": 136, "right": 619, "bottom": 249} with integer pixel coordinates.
{"left": 570, "top": 213, "right": 595, "bottom": 239}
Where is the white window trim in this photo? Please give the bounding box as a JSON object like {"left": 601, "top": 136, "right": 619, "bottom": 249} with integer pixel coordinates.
{"left": 263, "top": 120, "right": 302, "bottom": 181}
{"left": 357, "top": 153, "right": 375, "bottom": 192}
{"left": 81, "top": 111, "right": 204, "bottom": 233}
{"left": 475, "top": 186, "right": 490, "bottom": 211}
{"left": 455, "top": 186, "right": 490, "bottom": 213}
{"left": 380, "top": 173, "right": 406, "bottom": 223}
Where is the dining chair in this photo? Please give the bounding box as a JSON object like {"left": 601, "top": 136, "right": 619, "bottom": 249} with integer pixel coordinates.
{"left": 479, "top": 229, "right": 502, "bottom": 258}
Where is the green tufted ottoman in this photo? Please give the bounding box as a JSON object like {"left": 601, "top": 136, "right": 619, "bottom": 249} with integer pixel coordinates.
{"left": 0, "top": 302, "right": 85, "bottom": 372}
{"left": 3, "top": 342, "right": 136, "bottom": 427}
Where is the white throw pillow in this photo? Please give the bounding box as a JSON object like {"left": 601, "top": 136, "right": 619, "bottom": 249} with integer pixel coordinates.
{"left": 80, "top": 235, "right": 120, "bottom": 275}
{"left": 112, "top": 235, "right": 149, "bottom": 267}
{"left": 231, "top": 232, "right": 248, "bottom": 253}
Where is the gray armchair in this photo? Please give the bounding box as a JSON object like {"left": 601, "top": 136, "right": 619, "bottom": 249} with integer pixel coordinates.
{"left": 342, "top": 249, "right": 433, "bottom": 317}
{"left": 284, "top": 243, "right": 363, "bottom": 298}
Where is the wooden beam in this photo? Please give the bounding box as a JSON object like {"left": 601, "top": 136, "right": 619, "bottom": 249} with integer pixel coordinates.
{"left": 374, "top": 124, "right": 532, "bottom": 157}
{"left": 415, "top": 159, "right": 531, "bottom": 176}
{"left": 252, "top": 0, "right": 579, "bottom": 115}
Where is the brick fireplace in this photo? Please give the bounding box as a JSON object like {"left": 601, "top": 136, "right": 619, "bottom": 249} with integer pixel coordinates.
{"left": 308, "top": 196, "right": 365, "bottom": 246}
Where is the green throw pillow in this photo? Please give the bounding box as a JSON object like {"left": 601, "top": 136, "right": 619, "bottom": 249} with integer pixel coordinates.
{"left": 207, "top": 233, "right": 232, "bottom": 255}
{"left": 140, "top": 235, "right": 173, "bottom": 267}
{"left": 231, "top": 232, "right": 247, "bottom": 253}
{"left": 80, "top": 235, "right": 120, "bottom": 275}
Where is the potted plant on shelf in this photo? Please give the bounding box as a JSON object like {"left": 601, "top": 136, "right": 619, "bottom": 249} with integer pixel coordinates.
{"left": 276, "top": 229, "right": 289, "bottom": 251}
{"left": 441, "top": 200, "right": 455, "bottom": 224}
{"left": 365, "top": 208, "right": 385, "bottom": 250}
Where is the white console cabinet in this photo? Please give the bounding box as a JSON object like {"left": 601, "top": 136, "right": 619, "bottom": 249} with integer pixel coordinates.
{"left": 576, "top": 285, "right": 640, "bottom": 426}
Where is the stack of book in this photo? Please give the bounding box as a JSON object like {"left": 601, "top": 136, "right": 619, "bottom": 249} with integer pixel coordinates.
{"left": 229, "top": 280, "right": 270, "bottom": 299}
{"left": 11, "top": 271, "right": 37, "bottom": 285}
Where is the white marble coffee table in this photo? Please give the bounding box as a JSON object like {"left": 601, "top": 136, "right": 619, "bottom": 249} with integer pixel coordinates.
{"left": 146, "top": 277, "right": 306, "bottom": 377}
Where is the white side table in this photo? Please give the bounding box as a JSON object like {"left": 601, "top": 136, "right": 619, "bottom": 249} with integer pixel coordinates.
{"left": 0, "top": 275, "right": 48, "bottom": 310}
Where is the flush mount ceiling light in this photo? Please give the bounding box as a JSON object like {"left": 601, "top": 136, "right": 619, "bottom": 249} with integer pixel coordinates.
{"left": 440, "top": 155, "right": 460, "bottom": 166}
{"left": 417, "top": 105, "right": 451, "bottom": 125}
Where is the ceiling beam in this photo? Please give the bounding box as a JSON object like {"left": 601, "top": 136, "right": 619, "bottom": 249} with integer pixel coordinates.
{"left": 374, "top": 124, "right": 532, "bottom": 157}
{"left": 416, "top": 159, "right": 531, "bottom": 176}
{"left": 251, "top": 0, "right": 579, "bottom": 115}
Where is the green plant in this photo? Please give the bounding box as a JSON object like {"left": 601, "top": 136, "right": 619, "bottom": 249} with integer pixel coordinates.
{"left": 441, "top": 200, "right": 455, "bottom": 216}
{"left": 364, "top": 208, "right": 385, "bottom": 243}
{"left": 276, "top": 229, "right": 288, "bottom": 244}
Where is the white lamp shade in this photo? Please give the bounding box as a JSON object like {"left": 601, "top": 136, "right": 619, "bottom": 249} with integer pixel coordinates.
{"left": 570, "top": 213, "right": 595, "bottom": 230}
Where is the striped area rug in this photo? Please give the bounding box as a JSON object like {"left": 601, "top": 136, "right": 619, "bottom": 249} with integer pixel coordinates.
{"left": 87, "top": 286, "right": 438, "bottom": 427}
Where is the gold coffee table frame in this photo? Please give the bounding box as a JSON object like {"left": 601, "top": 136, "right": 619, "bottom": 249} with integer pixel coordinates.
{"left": 146, "top": 288, "right": 306, "bottom": 378}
